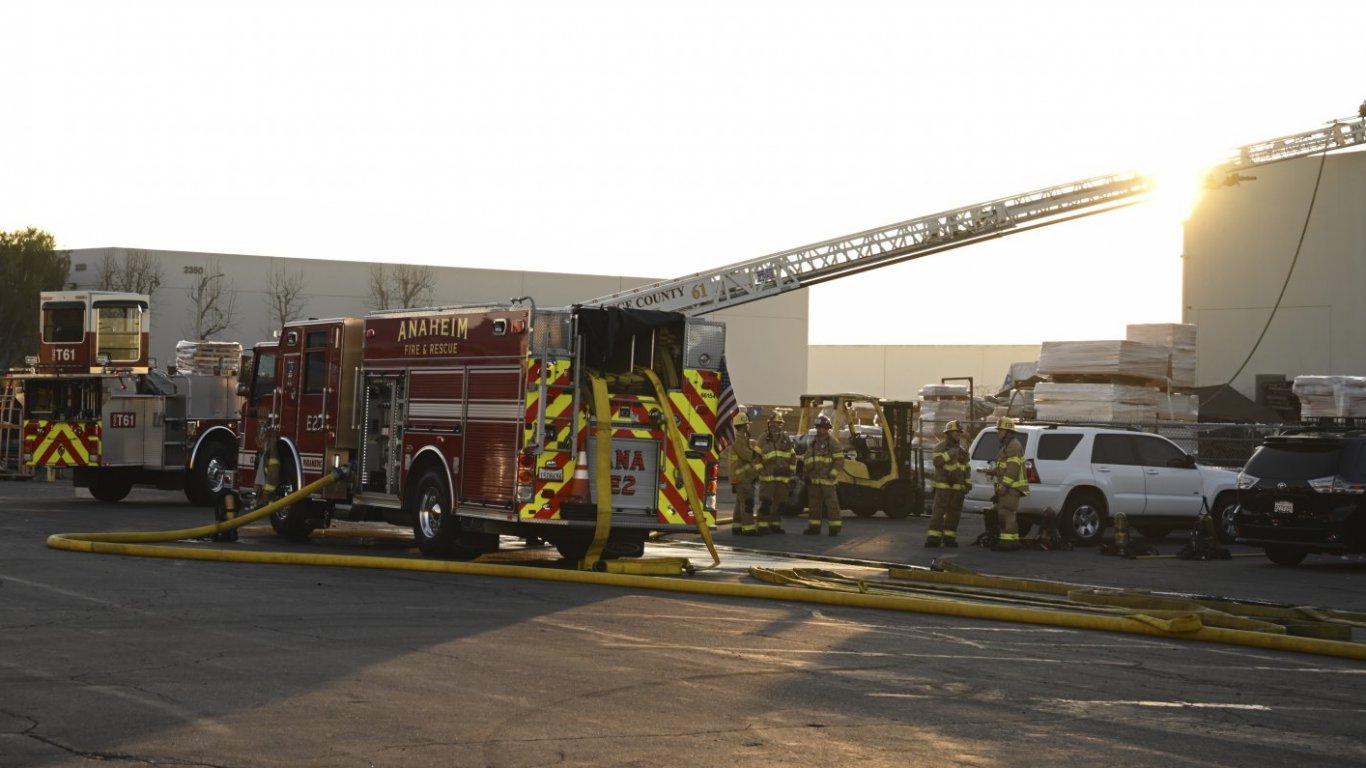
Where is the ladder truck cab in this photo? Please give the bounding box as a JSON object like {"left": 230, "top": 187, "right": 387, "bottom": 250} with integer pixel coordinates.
{"left": 13, "top": 291, "right": 240, "bottom": 505}
{"left": 231, "top": 302, "right": 725, "bottom": 561}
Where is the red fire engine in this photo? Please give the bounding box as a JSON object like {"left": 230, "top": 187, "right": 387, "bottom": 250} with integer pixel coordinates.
{"left": 231, "top": 301, "right": 724, "bottom": 561}
{"left": 10, "top": 291, "right": 240, "bottom": 505}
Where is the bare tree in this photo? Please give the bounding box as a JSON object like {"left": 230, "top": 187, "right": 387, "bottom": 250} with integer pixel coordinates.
{"left": 366, "top": 264, "right": 394, "bottom": 311}
{"left": 367, "top": 263, "right": 435, "bottom": 311}
{"left": 186, "top": 259, "right": 238, "bottom": 339}
{"left": 96, "top": 249, "right": 164, "bottom": 298}
{"left": 264, "top": 259, "right": 307, "bottom": 332}
{"left": 392, "top": 263, "right": 435, "bottom": 308}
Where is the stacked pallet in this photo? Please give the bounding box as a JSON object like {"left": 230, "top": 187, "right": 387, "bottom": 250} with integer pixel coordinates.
{"left": 918, "top": 383, "right": 970, "bottom": 439}
{"left": 1292, "top": 375, "right": 1366, "bottom": 419}
{"left": 1031, "top": 324, "right": 1201, "bottom": 423}
{"left": 175, "top": 340, "right": 243, "bottom": 376}
{"left": 1035, "top": 339, "right": 1167, "bottom": 422}
{"left": 1126, "top": 323, "right": 1197, "bottom": 389}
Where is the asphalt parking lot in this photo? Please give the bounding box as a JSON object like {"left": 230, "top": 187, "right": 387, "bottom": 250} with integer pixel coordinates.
{"left": 3, "top": 478, "right": 1365, "bottom": 768}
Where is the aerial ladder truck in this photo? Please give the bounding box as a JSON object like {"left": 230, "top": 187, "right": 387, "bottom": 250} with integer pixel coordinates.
{"left": 581, "top": 111, "right": 1366, "bottom": 518}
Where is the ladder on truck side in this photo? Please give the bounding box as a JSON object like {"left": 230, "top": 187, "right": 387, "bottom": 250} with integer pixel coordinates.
{"left": 584, "top": 113, "right": 1366, "bottom": 317}
{"left": 0, "top": 378, "right": 33, "bottom": 479}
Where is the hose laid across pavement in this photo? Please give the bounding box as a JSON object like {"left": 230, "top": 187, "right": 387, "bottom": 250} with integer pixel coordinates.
{"left": 46, "top": 467, "right": 1366, "bottom": 662}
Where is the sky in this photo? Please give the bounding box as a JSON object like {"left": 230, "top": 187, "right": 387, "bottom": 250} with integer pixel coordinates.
{"left": 3, "top": 0, "right": 1365, "bottom": 345}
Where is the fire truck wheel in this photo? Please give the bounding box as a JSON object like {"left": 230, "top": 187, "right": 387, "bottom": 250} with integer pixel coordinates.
{"left": 185, "top": 439, "right": 234, "bottom": 507}
{"left": 89, "top": 474, "right": 133, "bottom": 502}
{"left": 412, "top": 468, "right": 460, "bottom": 557}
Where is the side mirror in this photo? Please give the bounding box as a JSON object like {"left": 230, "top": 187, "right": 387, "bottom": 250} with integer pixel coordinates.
{"left": 236, "top": 382, "right": 250, "bottom": 397}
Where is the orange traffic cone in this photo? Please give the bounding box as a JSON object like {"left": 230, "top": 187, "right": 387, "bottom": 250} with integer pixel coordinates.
{"left": 566, "top": 450, "right": 591, "bottom": 502}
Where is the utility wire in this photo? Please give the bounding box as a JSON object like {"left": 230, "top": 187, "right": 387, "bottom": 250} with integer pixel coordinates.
{"left": 1204, "top": 142, "right": 1331, "bottom": 411}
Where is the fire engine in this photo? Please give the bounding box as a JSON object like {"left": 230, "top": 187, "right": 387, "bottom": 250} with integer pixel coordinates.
{"left": 232, "top": 302, "right": 725, "bottom": 561}
{"left": 9, "top": 291, "right": 240, "bottom": 505}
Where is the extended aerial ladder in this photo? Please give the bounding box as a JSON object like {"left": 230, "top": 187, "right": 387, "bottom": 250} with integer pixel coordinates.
{"left": 584, "top": 113, "right": 1366, "bottom": 317}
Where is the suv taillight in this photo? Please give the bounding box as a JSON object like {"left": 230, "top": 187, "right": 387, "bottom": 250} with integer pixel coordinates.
{"left": 1025, "top": 458, "right": 1040, "bottom": 484}
{"left": 1309, "top": 475, "right": 1366, "bottom": 494}
{"left": 1236, "top": 471, "right": 1258, "bottom": 490}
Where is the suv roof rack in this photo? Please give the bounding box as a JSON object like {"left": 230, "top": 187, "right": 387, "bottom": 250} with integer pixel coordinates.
{"left": 1272, "top": 418, "right": 1366, "bottom": 438}
{"left": 1021, "top": 420, "right": 1145, "bottom": 432}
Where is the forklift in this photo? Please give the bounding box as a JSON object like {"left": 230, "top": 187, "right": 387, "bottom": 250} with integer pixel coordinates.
{"left": 781, "top": 394, "right": 924, "bottom": 519}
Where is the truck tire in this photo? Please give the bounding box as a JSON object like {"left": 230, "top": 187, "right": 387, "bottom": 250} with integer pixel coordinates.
{"left": 881, "top": 480, "right": 916, "bottom": 519}
{"left": 1264, "top": 545, "right": 1308, "bottom": 566}
{"left": 1210, "top": 495, "right": 1238, "bottom": 544}
{"left": 552, "top": 530, "right": 645, "bottom": 562}
{"left": 89, "top": 474, "right": 133, "bottom": 503}
{"left": 412, "top": 468, "right": 460, "bottom": 557}
{"left": 185, "top": 438, "right": 233, "bottom": 507}
{"left": 1060, "top": 490, "right": 1105, "bottom": 546}
{"left": 268, "top": 455, "right": 316, "bottom": 542}
{"left": 269, "top": 493, "right": 317, "bottom": 542}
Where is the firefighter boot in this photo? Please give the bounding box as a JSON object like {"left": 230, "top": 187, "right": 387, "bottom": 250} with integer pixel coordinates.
{"left": 828, "top": 523, "right": 841, "bottom": 537}
{"left": 804, "top": 522, "right": 821, "bottom": 535}
{"left": 943, "top": 531, "right": 959, "bottom": 548}
{"left": 923, "top": 532, "right": 942, "bottom": 548}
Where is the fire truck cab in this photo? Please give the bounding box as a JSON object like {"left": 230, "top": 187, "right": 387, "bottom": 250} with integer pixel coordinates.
{"left": 233, "top": 302, "right": 725, "bottom": 561}
{"left": 14, "top": 291, "right": 240, "bottom": 505}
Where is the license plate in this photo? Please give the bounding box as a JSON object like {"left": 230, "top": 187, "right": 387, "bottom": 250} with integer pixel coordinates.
{"left": 1273, "top": 500, "right": 1294, "bottom": 514}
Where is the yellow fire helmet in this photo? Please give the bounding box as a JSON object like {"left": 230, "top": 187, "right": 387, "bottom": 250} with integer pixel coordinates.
{"left": 733, "top": 411, "right": 751, "bottom": 427}
{"left": 996, "top": 416, "right": 1017, "bottom": 432}
{"left": 944, "top": 419, "right": 962, "bottom": 433}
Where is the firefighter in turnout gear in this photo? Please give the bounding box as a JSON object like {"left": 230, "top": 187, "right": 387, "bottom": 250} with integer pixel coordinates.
{"left": 727, "top": 411, "right": 763, "bottom": 536}
{"left": 924, "top": 420, "right": 970, "bottom": 548}
{"left": 803, "top": 414, "right": 845, "bottom": 536}
{"left": 984, "top": 416, "right": 1029, "bottom": 551}
{"left": 756, "top": 411, "right": 795, "bottom": 534}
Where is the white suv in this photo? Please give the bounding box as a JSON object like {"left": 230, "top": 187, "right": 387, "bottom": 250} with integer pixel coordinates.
{"left": 962, "top": 424, "right": 1240, "bottom": 545}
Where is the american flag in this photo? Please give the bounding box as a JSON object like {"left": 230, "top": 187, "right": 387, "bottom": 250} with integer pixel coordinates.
{"left": 715, "top": 355, "right": 738, "bottom": 450}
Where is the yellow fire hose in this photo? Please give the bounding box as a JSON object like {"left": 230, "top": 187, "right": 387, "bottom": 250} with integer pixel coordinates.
{"left": 45, "top": 468, "right": 1366, "bottom": 662}
{"left": 579, "top": 369, "right": 719, "bottom": 575}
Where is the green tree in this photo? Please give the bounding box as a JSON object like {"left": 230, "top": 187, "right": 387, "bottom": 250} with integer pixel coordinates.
{"left": 0, "top": 228, "right": 71, "bottom": 371}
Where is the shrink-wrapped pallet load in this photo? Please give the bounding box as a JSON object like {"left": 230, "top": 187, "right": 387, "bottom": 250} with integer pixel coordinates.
{"left": 175, "top": 340, "right": 243, "bottom": 376}
{"left": 1126, "top": 323, "right": 1197, "bottom": 389}
{"left": 1296, "top": 375, "right": 1366, "bottom": 419}
{"left": 1036, "top": 340, "right": 1170, "bottom": 384}
{"left": 918, "top": 383, "right": 970, "bottom": 439}
{"left": 1293, "top": 375, "right": 1344, "bottom": 418}
{"left": 1157, "top": 392, "right": 1200, "bottom": 422}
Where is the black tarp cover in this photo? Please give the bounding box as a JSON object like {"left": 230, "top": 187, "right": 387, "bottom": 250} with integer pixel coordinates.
{"left": 574, "top": 306, "right": 683, "bottom": 372}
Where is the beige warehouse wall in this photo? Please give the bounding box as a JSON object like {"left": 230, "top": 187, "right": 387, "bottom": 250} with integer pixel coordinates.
{"left": 64, "top": 248, "right": 807, "bottom": 405}
{"left": 1184, "top": 150, "right": 1366, "bottom": 398}
{"left": 807, "top": 345, "right": 1041, "bottom": 401}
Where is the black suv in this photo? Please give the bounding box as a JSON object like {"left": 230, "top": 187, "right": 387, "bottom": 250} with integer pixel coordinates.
{"left": 1234, "top": 427, "right": 1366, "bottom": 566}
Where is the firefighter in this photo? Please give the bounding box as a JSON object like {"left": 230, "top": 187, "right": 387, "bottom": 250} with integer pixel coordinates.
{"left": 727, "top": 411, "right": 763, "bottom": 536}
{"left": 984, "top": 416, "right": 1029, "bottom": 551}
{"left": 924, "top": 419, "right": 970, "bottom": 548}
{"left": 756, "top": 411, "right": 795, "bottom": 534}
{"left": 803, "top": 414, "right": 844, "bottom": 536}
